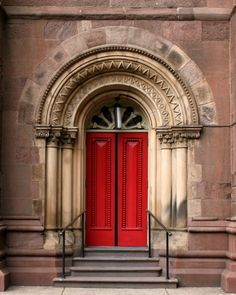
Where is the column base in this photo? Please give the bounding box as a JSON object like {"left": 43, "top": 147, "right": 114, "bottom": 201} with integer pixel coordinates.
{"left": 221, "top": 261, "right": 236, "bottom": 293}
{"left": 0, "top": 269, "right": 10, "bottom": 291}
{"left": 44, "top": 231, "right": 59, "bottom": 250}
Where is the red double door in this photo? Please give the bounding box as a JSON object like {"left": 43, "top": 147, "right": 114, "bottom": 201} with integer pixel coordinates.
{"left": 86, "top": 132, "right": 148, "bottom": 247}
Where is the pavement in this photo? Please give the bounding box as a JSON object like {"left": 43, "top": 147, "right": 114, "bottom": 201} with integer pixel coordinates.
{"left": 0, "top": 287, "right": 235, "bottom": 295}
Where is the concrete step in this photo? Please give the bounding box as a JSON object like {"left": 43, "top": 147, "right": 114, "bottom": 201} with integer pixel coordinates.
{"left": 53, "top": 276, "right": 178, "bottom": 288}
{"left": 70, "top": 266, "right": 162, "bottom": 277}
{"left": 73, "top": 257, "right": 160, "bottom": 267}
{"left": 84, "top": 247, "right": 148, "bottom": 258}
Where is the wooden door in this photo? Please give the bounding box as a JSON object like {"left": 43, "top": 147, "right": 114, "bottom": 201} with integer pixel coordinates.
{"left": 86, "top": 132, "right": 116, "bottom": 246}
{"left": 86, "top": 132, "right": 148, "bottom": 246}
{"left": 117, "top": 133, "right": 148, "bottom": 246}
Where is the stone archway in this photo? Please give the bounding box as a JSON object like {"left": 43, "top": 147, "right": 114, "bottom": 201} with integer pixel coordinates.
{"left": 31, "top": 43, "right": 205, "bottom": 248}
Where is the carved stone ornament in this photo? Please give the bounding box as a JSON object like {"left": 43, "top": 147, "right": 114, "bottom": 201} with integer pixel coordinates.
{"left": 157, "top": 125, "right": 202, "bottom": 147}
{"left": 37, "top": 46, "right": 199, "bottom": 129}
{"left": 35, "top": 125, "right": 78, "bottom": 146}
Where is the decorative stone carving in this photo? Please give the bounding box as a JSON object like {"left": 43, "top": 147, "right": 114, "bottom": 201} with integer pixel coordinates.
{"left": 50, "top": 59, "right": 184, "bottom": 127}
{"left": 34, "top": 125, "right": 51, "bottom": 138}
{"left": 157, "top": 126, "right": 202, "bottom": 148}
{"left": 37, "top": 46, "right": 200, "bottom": 129}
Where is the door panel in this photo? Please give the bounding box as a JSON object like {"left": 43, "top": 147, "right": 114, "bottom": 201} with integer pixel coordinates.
{"left": 86, "top": 132, "right": 116, "bottom": 246}
{"left": 118, "top": 133, "right": 148, "bottom": 246}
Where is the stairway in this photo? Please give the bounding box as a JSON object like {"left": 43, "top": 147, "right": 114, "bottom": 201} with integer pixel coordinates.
{"left": 54, "top": 247, "right": 178, "bottom": 288}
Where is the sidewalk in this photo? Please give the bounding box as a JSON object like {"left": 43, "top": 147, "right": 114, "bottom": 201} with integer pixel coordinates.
{"left": 0, "top": 287, "right": 235, "bottom": 295}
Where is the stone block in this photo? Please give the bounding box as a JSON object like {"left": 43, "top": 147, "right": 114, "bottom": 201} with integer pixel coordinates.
{"left": 201, "top": 199, "right": 231, "bottom": 218}
{"left": 198, "top": 102, "right": 217, "bottom": 125}
{"left": 77, "top": 20, "right": 92, "bottom": 33}
{"left": 194, "top": 181, "right": 231, "bottom": 200}
{"left": 1, "top": 198, "right": 32, "bottom": 216}
{"left": 191, "top": 80, "right": 213, "bottom": 106}
{"left": 83, "top": 28, "right": 106, "bottom": 48}
{"left": 3, "top": 78, "right": 26, "bottom": 111}
{"left": 195, "top": 128, "right": 230, "bottom": 182}
{"left": 18, "top": 102, "right": 34, "bottom": 125}
{"left": 188, "top": 199, "right": 202, "bottom": 217}
{"left": 61, "top": 34, "right": 88, "bottom": 58}
{"left": 165, "top": 44, "right": 190, "bottom": 70}
{"left": 105, "top": 26, "right": 129, "bottom": 45}
{"left": 7, "top": 232, "right": 44, "bottom": 249}
{"left": 162, "top": 21, "right": 202, "bottom": 42}
{"left": 189, "top": 232, "right": 228, "bottom": 251}
{"left": 133, "top": 20, "right": 162, "bottom": 35}
{"left": 44, "top": 20, "right": 77, "bottom": 41}
{"left": 207, "top": 0, "right": 234, "bottom": 8}
{"left": 6, "top": 21, "right": 44, "bottom": 39}
{"left": 127, "top": 27, "right": 171, "bottom": 56}
{"left": 32, "top": 199, "right": 43, "bottom": 216}
{"left": 180, "top": 60, "right": 204, "bottom": 86}
{"left": 202, "top": 21, "right": 229, "bottom": 41}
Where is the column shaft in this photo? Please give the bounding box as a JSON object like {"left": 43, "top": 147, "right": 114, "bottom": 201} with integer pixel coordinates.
{"left": 161, "top": 148, "right": 172, "bottom": 227}
{"left": 176, "top": 147, "right": 187, "bottom": 228}
{"left": 62, "top": 146, "right": 73, "bottom": 227}
{"left": 46, "top": 144, "right": 58, "bottom": 229}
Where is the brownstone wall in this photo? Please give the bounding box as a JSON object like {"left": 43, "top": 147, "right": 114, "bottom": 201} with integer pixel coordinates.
{"left": 0, "top": 0, "right": 236, "bottom": 289}
{"left": 1, "top": 5, "right": 233, "bottom": 218}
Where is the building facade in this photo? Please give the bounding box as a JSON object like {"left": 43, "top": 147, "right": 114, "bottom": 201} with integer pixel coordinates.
{"left": 0, "top": 0, "right": 236, "bottom": 292}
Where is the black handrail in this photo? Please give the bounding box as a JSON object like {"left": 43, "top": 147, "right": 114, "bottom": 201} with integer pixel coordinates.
{"left": 146, "top": 209, "right": 172, "bottom": 280}
{"left": 59, "top": 210, "right": 86, "bottom": 279}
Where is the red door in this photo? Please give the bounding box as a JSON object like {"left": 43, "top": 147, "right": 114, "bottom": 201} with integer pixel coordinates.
{"left": 86, "top": 132, "right": 147, "bottom": 246}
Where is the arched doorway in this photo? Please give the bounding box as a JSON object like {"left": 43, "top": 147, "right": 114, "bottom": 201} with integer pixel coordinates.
{"left": 85, "top": 98, "right": 148, "bottom": 246}
{"left": 33, "top": 45, "right": 204, "bottom": 250}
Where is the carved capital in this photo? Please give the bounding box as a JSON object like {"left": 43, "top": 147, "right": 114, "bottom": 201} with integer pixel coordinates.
{"left": 47, "top": 126, "right": 63, "bottom": 147}
{"left": 34, "top": 125, "right": 51, "bottom": 138}
{"left": 61, "top": 127, "right": 78, "bottom": 147}
{"left": 157, "top": 125, "right": 202, "bottom": 148}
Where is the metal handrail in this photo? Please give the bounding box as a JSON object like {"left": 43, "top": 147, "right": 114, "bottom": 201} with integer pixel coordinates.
{"left": 146, "top": 209, "right": 172, "bottom": 280}
{"left": 59, "top": 210, "right": 86, "bottom": 279}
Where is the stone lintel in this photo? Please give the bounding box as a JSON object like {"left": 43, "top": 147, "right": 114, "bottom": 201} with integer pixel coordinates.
{"left": 3, "top": 6, "right": 232, "bottom": 21}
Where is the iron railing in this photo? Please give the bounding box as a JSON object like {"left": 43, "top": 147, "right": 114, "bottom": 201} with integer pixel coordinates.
{"left": 146, "top": 209, "right": 172, "bottom": 280}
{"left": 59, "top": 210, "right": 86, "bottom": 279}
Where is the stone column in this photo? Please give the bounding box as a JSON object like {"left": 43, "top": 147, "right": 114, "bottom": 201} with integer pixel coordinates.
{"left": 61, "top": 128, "right": 77, "bottom": 245}
{"left": 174, "top": 137, "right": 187, "bottom": 228}
{"left": 158, "top": 132, "right": 173, "bottom": 227}
{"left": 44, "top": 127, "right": 62, "bottom": 249}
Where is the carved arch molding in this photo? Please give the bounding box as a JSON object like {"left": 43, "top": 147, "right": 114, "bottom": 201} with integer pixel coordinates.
{"left": 34, "top": 46, "right": 203, "bottom": 247}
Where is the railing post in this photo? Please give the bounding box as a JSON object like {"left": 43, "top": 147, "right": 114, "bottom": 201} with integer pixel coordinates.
{"left": 166, "top": 231, "right": 169, "bottom": 280}
{"left": 148, "top": 212, "right": 151, "bottom": 258}
{"left": 61, "top": 231, "right": 66, "bottom": 279}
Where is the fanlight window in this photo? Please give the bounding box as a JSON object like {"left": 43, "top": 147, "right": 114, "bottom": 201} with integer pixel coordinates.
{"left": 89, "top": 100, "right": 146, "bottom": 130}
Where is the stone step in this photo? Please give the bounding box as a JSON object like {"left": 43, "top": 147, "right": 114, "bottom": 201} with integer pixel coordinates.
{"left": 84, "top": 247, "right": 149, "bottom": 258}
{"left": 73, "top": 257, "right": 160, "bottom": 267}
{"left": 53, "top": 276, "right": 178, "bottom": 288}
{"left": 70, "top": 266, "right": 162, "bottom": 277}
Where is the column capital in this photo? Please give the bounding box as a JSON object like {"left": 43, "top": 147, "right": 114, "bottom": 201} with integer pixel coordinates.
{"left": 156, "top": 125, "right": 202, "bottom": 148}
{"left": 61, "top": 127, "right": 78, "bottom": 147}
